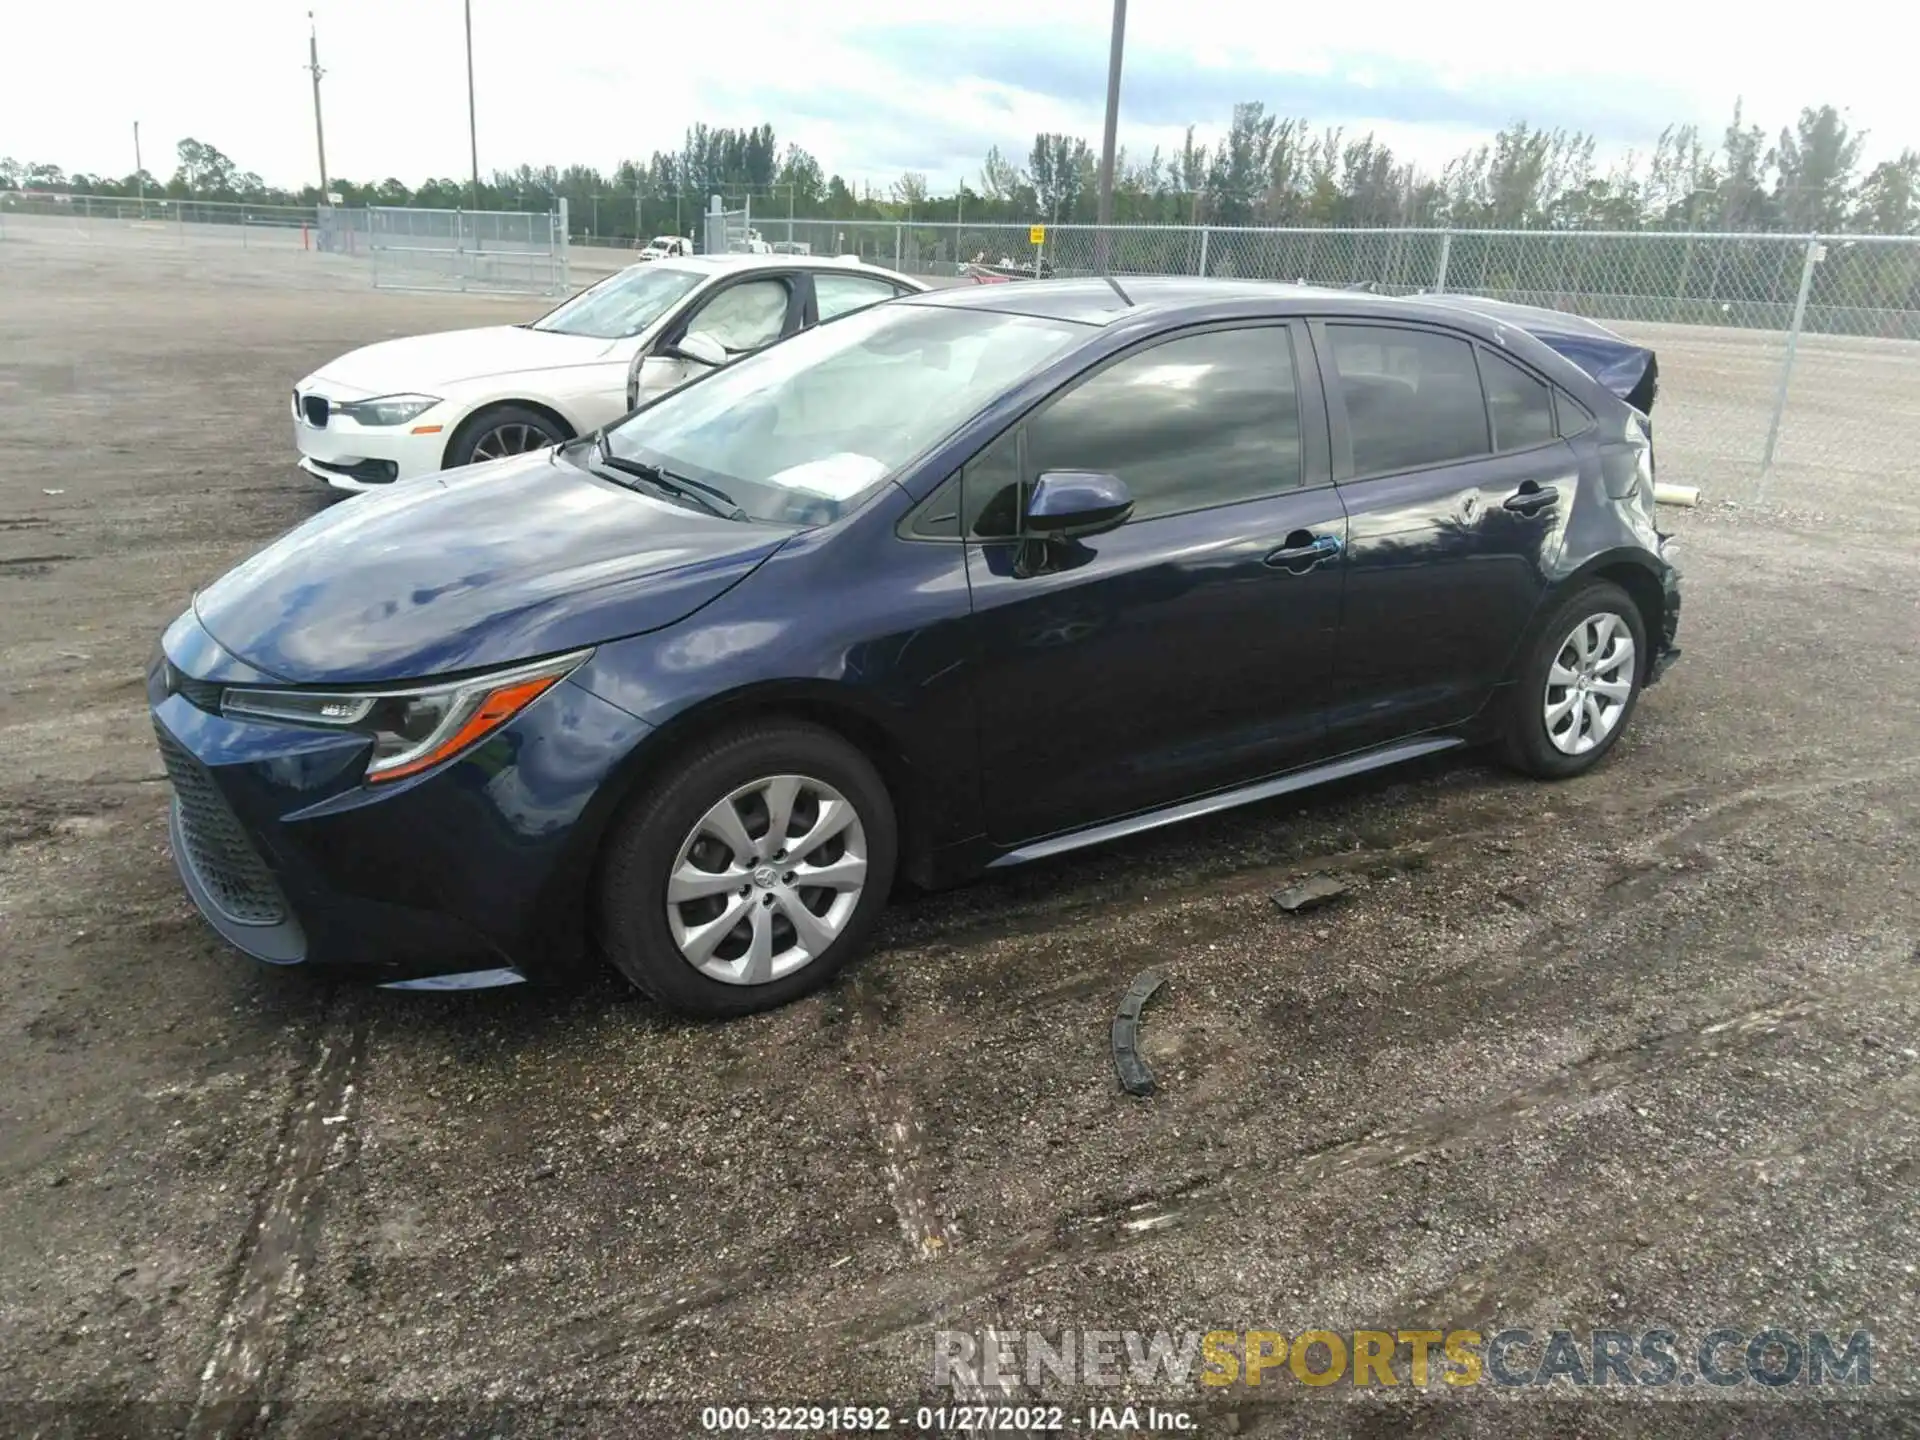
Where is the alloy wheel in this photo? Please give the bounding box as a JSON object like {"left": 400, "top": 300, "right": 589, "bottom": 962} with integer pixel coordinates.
{"left": 1544, "top": 611, "right": 1636, "bottom": 756}
{"left": 469, "top": 422, "right": 555, "bottom": 462}
{"left": 665, "top": 774, "right": 868, "bottom": 986}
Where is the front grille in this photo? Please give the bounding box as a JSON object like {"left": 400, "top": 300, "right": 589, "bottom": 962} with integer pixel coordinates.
{"left": 154, "top": 727, "right": 289, "bottom": 926}
{"left": 301, "top": 393, "right": 330, "bottom": 428}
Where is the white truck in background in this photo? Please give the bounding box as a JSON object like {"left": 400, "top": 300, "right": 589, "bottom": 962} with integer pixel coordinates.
{"left": 635, "top": 235, "right": 694, "bottom": 261}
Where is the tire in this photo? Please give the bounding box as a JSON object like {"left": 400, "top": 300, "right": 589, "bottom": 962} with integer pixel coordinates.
{"left": 594, "top": 721, "right": 898, "bottom": 1018}
{"left": 1499, "top": 581, "right": 1648, "bottom": 779}
{"left": 443, "top": 404, "right": 566, "bottom": 469}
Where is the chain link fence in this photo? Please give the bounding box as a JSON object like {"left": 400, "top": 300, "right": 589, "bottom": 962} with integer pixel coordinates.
{"left": 365, "top": 203, "right": 570, "bottom": 296}
{"left": 0, "top": 193, "right": 572, "bottom": 295}
{"left": 0, "top": 192, "right": 321, "bottom": 251}
{"left": 4, "top": 195, "right": 1912, "bottom": 511}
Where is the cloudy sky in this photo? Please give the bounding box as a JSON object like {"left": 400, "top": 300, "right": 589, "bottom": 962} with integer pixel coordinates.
{"left": 6, "top": 0, "right": 1913, "bottom": 192}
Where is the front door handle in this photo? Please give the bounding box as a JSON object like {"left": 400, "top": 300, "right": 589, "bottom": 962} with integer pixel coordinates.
{"left": 1264, "top": 531, "right": 1343, "bottom": 573}
{"left": 1503, "top": 481, "right": 1559, "bottom": 515}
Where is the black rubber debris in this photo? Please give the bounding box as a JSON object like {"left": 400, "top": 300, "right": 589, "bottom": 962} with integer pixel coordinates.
{"left": 1112, "top": 969, "right": 1169, "bottom": 1097}
{"left": 1271, "top": 874, "right": 1351, "bottom": 913}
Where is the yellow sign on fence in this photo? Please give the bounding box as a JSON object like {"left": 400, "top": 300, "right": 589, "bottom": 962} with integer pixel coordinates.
{"left": 1029, "top": 225, "right": 1046, "bottom": 246}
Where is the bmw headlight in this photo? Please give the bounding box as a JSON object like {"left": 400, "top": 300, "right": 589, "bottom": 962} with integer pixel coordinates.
{"left": 336, "top": 393, "right": 441, "bottom": 427}
{"left": 219, "top": 649, "right": 591, "bottom": 783}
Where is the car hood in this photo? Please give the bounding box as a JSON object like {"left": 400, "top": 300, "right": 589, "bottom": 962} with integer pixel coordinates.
{"left": 192, "top": 452, "right": 793, "bottom": 684}
{"left": 307, "top": 325, "right": 621, "bottom": 393}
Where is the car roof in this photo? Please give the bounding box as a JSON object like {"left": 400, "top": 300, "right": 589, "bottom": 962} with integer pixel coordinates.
{"left": 905, "top": 277, "right": 1650, "bottom": 405}
{"left": 909, "top": 276, "right": 1324, "bottom": 325}
{"left": 638, "top": 253, "right": 917, "bottom": 281}
{"left": 907, "top": 276, "right": 1607, "bottom": 334}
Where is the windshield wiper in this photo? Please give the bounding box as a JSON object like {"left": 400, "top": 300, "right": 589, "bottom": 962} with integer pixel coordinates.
{"left": 589, "top": 432, "right": 748, "bottom": 521}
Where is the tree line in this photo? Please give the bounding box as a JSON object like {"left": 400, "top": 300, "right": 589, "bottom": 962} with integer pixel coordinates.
{"left": 4, "top": 98, "right": 1916, "bottom": 237}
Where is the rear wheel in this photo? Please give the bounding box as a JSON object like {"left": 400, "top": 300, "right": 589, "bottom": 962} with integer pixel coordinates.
{"left": 594, "top": 722, "right": 897, "bottom": 1017}
{"left": 1500, "top": 581, "right": 1647, "bottom": 779}
{"left": 444, "top": 404, "right": 566, "bottom": 468}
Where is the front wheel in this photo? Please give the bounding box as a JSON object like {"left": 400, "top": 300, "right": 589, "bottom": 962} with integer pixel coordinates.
{"left": 594, "top": 722, "right": 898, "bottom": 1017}
{"left": 443, "top": 404, "right": 565, "bottom": 468}
{"left": 1500, "top": 581, "right": 1648, "bottom": 779}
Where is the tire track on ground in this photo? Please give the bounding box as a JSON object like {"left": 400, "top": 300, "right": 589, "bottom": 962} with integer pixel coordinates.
{"left": 840, "top": 976, "right": 1026, "bottom": 1413}
{"left": 185, "top": 1002, "right": 367, "bottom": 1440}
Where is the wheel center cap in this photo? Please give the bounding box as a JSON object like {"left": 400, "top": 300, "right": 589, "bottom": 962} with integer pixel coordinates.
{"left": 752, "top": 865, "right": 780, "bottom": 889}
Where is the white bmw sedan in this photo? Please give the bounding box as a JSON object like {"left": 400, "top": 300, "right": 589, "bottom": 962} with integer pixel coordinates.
{"left": 290, "top": 254, "right": 927, "bottom": 491}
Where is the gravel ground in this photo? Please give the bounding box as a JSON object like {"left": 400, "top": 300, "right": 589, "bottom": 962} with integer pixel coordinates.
{"left": 2, "top": 234, "right": 1918, "bottom": 1439}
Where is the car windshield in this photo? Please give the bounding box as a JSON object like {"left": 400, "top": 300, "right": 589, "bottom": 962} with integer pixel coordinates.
{"left": 601, "top": 302, "right": 1086, "bottom": 527}
{"left": 531, "top": 264, "right": 705, "bottom": 339}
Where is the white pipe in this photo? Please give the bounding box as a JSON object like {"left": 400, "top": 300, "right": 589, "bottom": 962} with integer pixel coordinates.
{"left": 1653, "top": 483, "right": 1700, "bottom": 508}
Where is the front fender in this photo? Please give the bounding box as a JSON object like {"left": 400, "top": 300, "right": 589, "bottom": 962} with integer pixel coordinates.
{"left": 438, "top": 365, "right": 629, "bottom": 446}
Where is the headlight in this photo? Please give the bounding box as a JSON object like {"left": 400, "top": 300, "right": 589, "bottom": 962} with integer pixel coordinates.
{"left": 336, "top": 394, "right": 441, "bottom": 427}
{"left": 220, "top": 649, "right": 591, "bottom": 783}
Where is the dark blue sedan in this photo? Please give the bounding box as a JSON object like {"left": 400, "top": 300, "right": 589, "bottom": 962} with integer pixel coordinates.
{"left": 150, "top": 278, "right": 1681, "bottom": 1016}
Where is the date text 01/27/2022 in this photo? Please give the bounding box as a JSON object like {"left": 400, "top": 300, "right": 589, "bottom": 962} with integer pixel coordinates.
{"left": 698, "top": 1404, "right": 1197, "bottom": 1431}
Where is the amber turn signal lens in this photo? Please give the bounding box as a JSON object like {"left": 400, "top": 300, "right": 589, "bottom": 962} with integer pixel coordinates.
{"left": 366, "top": 673, "right": 562, "bottom": 783}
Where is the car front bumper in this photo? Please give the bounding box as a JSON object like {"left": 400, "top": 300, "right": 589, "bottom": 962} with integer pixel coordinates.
{"left": 150, "top": 616, "right": 652, "bottom": 984}
{"left": 291, "top": 384, "right": 452, "bottom": 491}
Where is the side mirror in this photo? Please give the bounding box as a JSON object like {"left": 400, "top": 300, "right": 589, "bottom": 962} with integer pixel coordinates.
{"left": 1024, "top": 471, "right": 1132, "bottom": 539}
{"left": 665, "top": 331, "right": 727, "bottom": 369}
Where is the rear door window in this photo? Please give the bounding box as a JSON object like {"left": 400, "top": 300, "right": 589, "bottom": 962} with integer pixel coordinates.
{"left": 1325, "top": 324, "right": 1489, "bottom": 476}
{"left": 1478, "top": 348, "right": 1557, "bottom": 452}
{"left": 1554, "top": 389, "right": 1596, "bottom": 437}
{"left": 814, "top": 273, "right": 902, "bottom": 322}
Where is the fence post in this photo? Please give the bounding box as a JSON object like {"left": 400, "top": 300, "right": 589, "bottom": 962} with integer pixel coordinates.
{"left": 557, "top": 196, "right": 570, "bottom": 294}
{"left": 1198, "top": 226, "right": 1209, "bottom": 278}
{"left": 1757, "top": 236, "right": 1824, "bottom": 495}
{"left": 895, "top": 224, "right": 903, "bottom": 271}
{"left": 1434, "top": 230, "right": 1452, "bottom": 293}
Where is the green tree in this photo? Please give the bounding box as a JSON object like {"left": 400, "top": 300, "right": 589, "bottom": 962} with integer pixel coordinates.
{"left": 891, "top": 171, "right": 929, "bottom": 209}
{"left": 1855, "top": 150, "right": 1920, "bottom": 233}
{"left": 1206, "top": 102, "right": 1279, "bottom": 224}
{"left": 170, "top": 138, "right": 239, "bottom": 197}
{"left": 1773, "top": 105, "right": 1864, "bottom": 231}
{"left": 1716, "top": 99, "right": 1773, "bottom": 229}
{"left": 1028, "top": 133, "right": 1091, "bottom": 221}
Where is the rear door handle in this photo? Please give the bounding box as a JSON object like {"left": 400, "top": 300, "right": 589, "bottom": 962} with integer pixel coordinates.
{"left": 1503, "top": 482, "right": 1559, "bottom": 515}
{"left": 1264, "top": 531, "right": 1343, "bottom": 573}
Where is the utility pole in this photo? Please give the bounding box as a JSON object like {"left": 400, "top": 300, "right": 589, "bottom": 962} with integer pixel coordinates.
{"left": 306, "top": 13, "right": 329, "bottom": 196}
{"left": 1093, "top": 0, "right": 1127, "bottom": 274}
{"left": 464, "top": 0, "right": 480, "bottom": 209}
{"left": 133, "top": 121, "right": 145, "bottom": 208}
